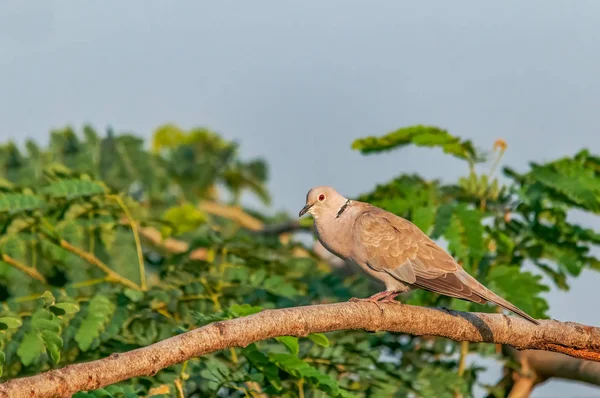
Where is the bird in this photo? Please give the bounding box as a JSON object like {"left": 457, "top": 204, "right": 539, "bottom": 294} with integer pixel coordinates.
{"left": 298, "top": 185, "right": 540, "bottom": 325}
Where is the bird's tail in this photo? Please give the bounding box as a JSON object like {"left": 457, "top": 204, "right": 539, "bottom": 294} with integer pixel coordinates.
{"left": 459, "top": 270, "right": 540, "bottom": 325}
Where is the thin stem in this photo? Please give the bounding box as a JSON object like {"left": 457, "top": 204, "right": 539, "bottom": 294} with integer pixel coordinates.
{"left": 297, "top": 379, "right": 305, "bottom": 398}
{"left": 304, "top": 358, "right": 346, "bottom": 372}
{"left": 179, "top": 294, "right": 212, "bottom": 302}
{"left": 1, "top": 253, "right": 47, "bottom": 283}
{"left": 109, "top": 194, "right": 147, "bottom": 290}
{"left": 457, "top": 341, "right": 469, "bottom": 376}
{"left": 31, "top": 240, "right": 37, "bottom": 270}
{"left": 88, "top": 225, "right": 95, "bottom": 254}
{"left": 180, "top": 360, "right": 188, "bottom": 378}
{"left": 230, "top": 347, "right": 239, "bottom": 363}
{"left": 69, "top": 277, "right": 109, "bottom": 289}
{"left": 57, "top": 238, "right": 141, "bottom": 291}
{"left": 13, "top": 293, "right": 46, "bottom": 304}
{"left": 488, "top": 147, "right": 506, "bottom": 180}
{"left": 174, "top": 379, "right": 184, "bottom": 398}
{"left": 115, "top": 141, "right": 137, "bottom": 178}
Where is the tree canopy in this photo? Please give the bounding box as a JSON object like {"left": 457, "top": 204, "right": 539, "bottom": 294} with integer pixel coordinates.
{"left": 0, "top": 124, "right": 599, "bottom": 397}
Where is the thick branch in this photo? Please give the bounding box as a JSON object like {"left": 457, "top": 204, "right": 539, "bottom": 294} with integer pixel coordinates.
{"left": 503, "top": 346, "right": 600, "bottom": 397}
{"left": 1, "top": 302, "right": 599, "bottom": 397}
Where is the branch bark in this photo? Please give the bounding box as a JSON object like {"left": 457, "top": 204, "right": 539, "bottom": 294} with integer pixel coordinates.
{"left": 1, "top": 301, "right": 599, "bottom": 397}
{"left": 503, "top": 347, "right": 600, "bottom": 397}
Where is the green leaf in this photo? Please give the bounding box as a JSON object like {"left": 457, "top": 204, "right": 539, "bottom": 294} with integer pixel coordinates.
{"left": 75, "top": 295, "right": 115, "bottom": 352}
{"left": 161, "top": 203, "right": 206, "bottom": 235}
{"left": 528, "top": 161, "right": 600, "bottom": 212}
{"left": 444, "top": 204, "right": 485, "bottom": 269}
{"left": 41, "top": 179, "right": 106, "bottom": 199}
{"left": 40, "top": 330, "right": 63, "bottom": 364}
{"left": 228, "top": 303, "right": 263, "bottom": 317}
{"left": 352, "top": 125, "right": 480, "bottom": 162}
{"left": 414, "top": 365, "right": 468, "bottom": 398}
{"left": 412, "top": 205, "right": 437, "bottom": 235}
{"left": 17, "top": 331, "right": 45, "bottom": 366}
{"left": 430, "top": 203, "right": 453, "bottom": 239}
{"left": 124, "top": 289, "right": 144, "bottom": 303}
{"left": 0, "top": 193, "right": 46, "bottom": 214}
{"left": 242, "top": 344, "right": 282, "bottom": 391}
{"left": 32, "top": 318, "right": 60, "bottom": 333}
{"left": 0, "top": 316, "right": 22, "bottom": 330}
{"left": 249, "top": 268, "right": 267, "bottom": 287}
{"left": 50, "top": 302, "right": 80, "bottom": 316}
{"left": 0, "top": 351, "right": 5, "bottom": 377}
{"left": 192, "top": 312, "right": 228, "bottom": 326}
{"left": 486, "top": 265, "right": 550, "bottom": 319}
{"left": 199, "top": 357, "right": 232, "bottom": 390}
{"left": 263, "top": 275, "right": 298, "bottom": 299}
{"left": 268, "top": 353, "right": 354, "bottom": 397}
{"left": 275, "top": 336, "right": 299, "bottom": 355}
{"left": 307, "top": 333, "right": 330, "bottom": 347}
{"left": 39, "top": 290, "right": 56, "bottom": 306}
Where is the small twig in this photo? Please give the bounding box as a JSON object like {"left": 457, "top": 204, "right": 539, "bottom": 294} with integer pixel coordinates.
{"left": 173, "top": 379, "right": 184, "bottom": 398}
{"left": 31, "top": 240, "right": 37, "bottom": 270}
{"left": 457, "top": 341, "right": 469, "bottom": 376}
{"left": 199, "top": 201, "right": 264, "bottom": 231}
{"left": 109, "top": 194, "right": 147, "bottom": 290}
{"left": 57, "top": 238, "right": 141, "bottom": 291}
{"left": 489, "top": 140, "right": 507, "bottom": 180}
{"left": 69, "top": 277, "right": 110, "bottom": 289}
{"left": 1, "top": 253, "right": 47, "bottom": 284}
{"left": 297, "top": 379, "right": 305, "bottom": 398}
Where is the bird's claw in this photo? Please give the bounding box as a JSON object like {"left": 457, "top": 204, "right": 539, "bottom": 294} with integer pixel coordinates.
{"left": 348, "top": 292, "right": 401, "bottom": 312}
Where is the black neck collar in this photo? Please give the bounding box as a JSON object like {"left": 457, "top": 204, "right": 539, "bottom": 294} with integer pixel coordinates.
{"left": 335, "top": 199, "right": 351, "bottom": 218}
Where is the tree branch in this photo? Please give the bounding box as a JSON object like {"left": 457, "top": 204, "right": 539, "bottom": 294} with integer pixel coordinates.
{"left": 0, "top": 253, "right": 47, "bottom": 284}
{"left": 502, "top": 346, "right": 600, "bottom": 397}
{"left": 57, "top": 239, "right": 142, "bottom": 291}
{"left": 199, "top": 200, "right": 264, "bottom": 231}
{"left": 1, "top": 301, "right": 599, "bottom": 397}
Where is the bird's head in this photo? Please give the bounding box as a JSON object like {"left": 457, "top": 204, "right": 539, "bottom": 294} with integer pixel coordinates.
{"left": 298, "top": 185, "right": 349, "bottom": 219}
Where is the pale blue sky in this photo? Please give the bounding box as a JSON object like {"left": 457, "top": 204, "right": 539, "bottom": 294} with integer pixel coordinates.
{"left": 1, "top": 1, "right": 599, "bottom": 396}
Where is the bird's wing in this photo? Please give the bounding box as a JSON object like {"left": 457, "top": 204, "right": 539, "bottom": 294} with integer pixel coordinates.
{"left": 352, "top": 207, "right": 539, "bottom": 324}
{"left": 352, "top": 209, "right": 486, "bottom": 304}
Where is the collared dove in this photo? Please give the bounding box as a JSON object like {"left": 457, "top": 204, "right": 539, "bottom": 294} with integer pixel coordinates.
{"left": 299, "top": 185, "right": 539, "bottom": 325}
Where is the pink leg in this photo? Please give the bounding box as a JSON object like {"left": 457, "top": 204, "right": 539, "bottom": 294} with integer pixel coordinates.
{"left": 380, "top": 291, "right": 401, "bottom": 303}
{"left": 349, "top": 290, "right": 401, "bottom": 304}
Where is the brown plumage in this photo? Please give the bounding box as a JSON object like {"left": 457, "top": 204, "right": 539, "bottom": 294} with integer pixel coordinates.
{"left": 299, "top": 185, "right": 539, "bottom": 325}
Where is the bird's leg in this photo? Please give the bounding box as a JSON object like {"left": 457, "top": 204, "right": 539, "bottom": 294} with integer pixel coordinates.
{"left": 379, "top": 291, "right": 401, "bottom": 304}
{"left": 349, "top": 290, "right": 399, "bottom": 303}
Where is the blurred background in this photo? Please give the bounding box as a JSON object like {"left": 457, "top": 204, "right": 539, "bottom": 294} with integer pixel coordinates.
{"left": 1, "top": 1, "right": 599, "bottom": 397}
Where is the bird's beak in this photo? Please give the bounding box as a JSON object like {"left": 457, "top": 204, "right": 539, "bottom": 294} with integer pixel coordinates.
{"left": 298, "top": 203, "right": 313, "bottom": 217}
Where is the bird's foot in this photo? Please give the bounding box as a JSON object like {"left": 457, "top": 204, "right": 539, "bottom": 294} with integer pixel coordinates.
{"left": 349, "top": 291, "right": 401, "bottom": 308}
{"left": 379, "top": 292, "right": 401, "bottom": 304}
{"left": 349, "top": 291, "right": 390, "bottom": 303}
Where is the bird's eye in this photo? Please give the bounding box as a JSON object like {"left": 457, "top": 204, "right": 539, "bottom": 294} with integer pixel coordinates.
{"left": 318, "top": 194, "right": 325, "bottom": 201}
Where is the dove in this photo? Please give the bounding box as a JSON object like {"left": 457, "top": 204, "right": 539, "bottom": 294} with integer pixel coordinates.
{"left": 299, "top": 185, "right": 539, "bottom": 325}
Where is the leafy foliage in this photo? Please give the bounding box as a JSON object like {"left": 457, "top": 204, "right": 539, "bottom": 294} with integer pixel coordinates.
{"left": 351, "top": 125, "right": 481, "bottom": 162}
{"left": 0, "top": 125, "right": 597, "bottom": 397}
